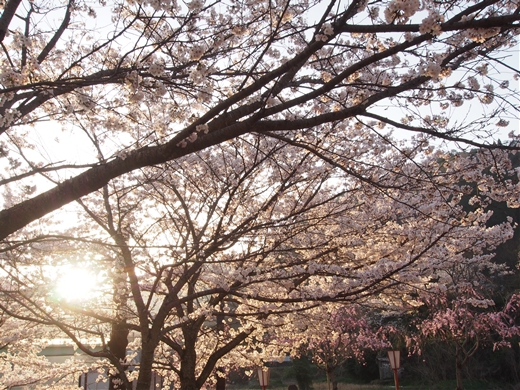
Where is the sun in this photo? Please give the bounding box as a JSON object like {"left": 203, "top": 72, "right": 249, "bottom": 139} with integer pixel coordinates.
{"left": 54, "top": 266, "right": 102, "bottom": 302}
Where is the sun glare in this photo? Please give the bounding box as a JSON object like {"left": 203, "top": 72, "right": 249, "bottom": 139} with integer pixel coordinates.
{"left": 54, "top": 266, "right": 102, "bottom": 302}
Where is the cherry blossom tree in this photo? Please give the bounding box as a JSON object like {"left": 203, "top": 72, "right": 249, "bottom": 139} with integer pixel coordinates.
{"left": 0, "top": 0, "right": 519, "bottom": 239}
{"left": 294, "top": 305, "right": 389, "bottom": 390}
{"left": 3, "top": 136, "right": 517, "bottom": 390}
{"left": 1, "top": 1, "right": 520, "bottom": 390}
{"left": 410, "top": 279, "right": 520, "bottom": 390}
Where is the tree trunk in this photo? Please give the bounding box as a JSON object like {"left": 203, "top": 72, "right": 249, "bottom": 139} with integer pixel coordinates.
{"left": 180, "top": 377, "right": 199, "bottom": 390}
{"left": 108, "top": 321, "right": 129, "bottom": 390}
{"left": 179, "top": 325, "right": 200, "bottom": 390}
{"left": 455, "top": 346, "right": 465, "bottom": 390}
{"left": 180, "top": 359, "right": 199, "bottom": 390}
{"left": 216, "top": 371, "right": 226, "bottom": 390}
{"left": 325, "top": 366, "right": 331, "bottom": 390}
{"left": 215, "top": 311, "right": 226, "bottom": 390}
{"left": 325, "top": 366, "right": 337, "bottom": 390}
{"left": 330, "top": 368, "right": 338, "bottom": 390}
{"left": 135, "top": 342, "right": 157, "bottom": 390}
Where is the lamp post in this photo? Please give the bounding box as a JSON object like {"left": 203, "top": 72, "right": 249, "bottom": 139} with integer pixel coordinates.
{"left": 387, "top": 350, "right": 401, "bottom": 390}
{"left": 257, "top": 367, "right": 270, "bottom": 390}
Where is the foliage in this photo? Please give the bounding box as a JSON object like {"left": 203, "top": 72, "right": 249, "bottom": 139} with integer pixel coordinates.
{"left": 340, "top": 354, "right": 381, "bottom": 384}
{"left": 291, "top": 357, "right": 315, "bottom": 390}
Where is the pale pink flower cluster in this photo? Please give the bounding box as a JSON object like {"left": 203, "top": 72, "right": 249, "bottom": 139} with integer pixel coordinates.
{"left": 479, "top": 92, "right": 494, "bottom": 105}
{"left": 384, "top": 0, "right": 421, "bottom": 24}
{"left": 232, "top": 26, "right": 248, "bottom": 36}
{"left": 421, "top": 60, "right": 442, "bottom": 79}
{"left": 0, "top": 109, "right": 19, "bottom": 128}
{"left": 116, "top": 149, "right": 131, "bottom": 160}
{"left": 129, "top": 91, "right": 145, "bottom": 102}
{"left": 190, "top": 64, "right": 209, "bottom": 84}
{"left": 197, "top": 85, "right": 213, "bottom": 102}
{"left": 420, "top": 11, "right": 443, "bottom": 35}
{"left": 156, "top": 82, "right": 167, "bottom": 96}
{"left": 496, "top": 119, "right": 509, "bottom": 127}
{"left": 368, "top": 6, "right": 379, "bottom": 20}
{"left": 177, "top": 124, "right": 209, "bottom": 148}
{"left": 315, "top": 34, "right": 328, "bottom": 42}
{"left": 404, "top": 31, "right": 417, "bottom": 41}
{"left": 322, "top": 23, "right": 334, "bottom": 36}
{"left": 148, "top": 63, "right": 165, "bottom": 77}
{"left": 76, "top": 93, "right": 96, "bottom": 110}
{"left": 476, "top": 62, "right": 489, "bottom": 76}
{"left": 0, "top": 69, "right": 24, "bottom": 87}
{"left": 266, "top": 96, "right": 281, "bottom": 107}
{"left": 127, "top": 0, "right": 176, "bottom": 10}
{"left": 467, "top": 76, "right": 480, "bottom": 90}
{"left": 281, "top": 9, "right": 295, "bottom": 23}
{"left": 12, "top": 32, "right": 33, "bottom": 50}
{"left": 189, "top": 45, "right": 205, "bottom": 61}
{"left": 466, "top": 28, "right": 501, "bottom": 43}
{"left": 447, "top": 92, "right": 463, "bottom": 107}
{"left": 321, "top": 71, "right": 333, "bottom": 82}
{"left": 467, "top": 298, "right": 495, "bottom": 308}
{"left": 187, "top": 0, "right": 204, "bottom": 11}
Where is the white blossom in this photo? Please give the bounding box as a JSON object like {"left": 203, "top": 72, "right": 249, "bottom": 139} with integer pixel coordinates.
{"left": 148, "top": 63, "right": 165, "bottom": 77}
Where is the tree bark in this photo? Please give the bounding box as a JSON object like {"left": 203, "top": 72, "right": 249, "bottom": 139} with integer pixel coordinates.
{"left": 325, "top": 366, "right": 338, "bottom": 390}
{"left": 330, "top": 368, "right": 338, "bottom": 390}
{"left": 108, "top": 321, "right": 130, "bottom": 390}
{"left": 135, "top": 341, "right": 157, "bottom": 390}
{"left": 178, "top": 323, "right": 200, "bottom": 390}
{"left": 0, "top": 0, "right": 22, "bottom": 42}
{"left": 455, "top": 346, "right": 465, "bottom": 390}
{"left": 216, "top": 374, "right": 226, "bottom": 390}
{"left": 215, "top": 311, "right": 226, "bottom": 390}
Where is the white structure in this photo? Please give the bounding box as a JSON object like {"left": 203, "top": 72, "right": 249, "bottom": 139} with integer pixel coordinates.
{"left": 78, "top": 370, "right": 165, "bottom": 390}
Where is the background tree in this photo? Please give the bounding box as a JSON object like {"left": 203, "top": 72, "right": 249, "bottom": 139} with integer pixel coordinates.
{"left": 297, "top": 305, "right": 389, "bottom": 390}
{"left": 410, "top": 277, "right": 520, "bottom": 390}
{"left": 0, "top": 269, "right": 106, "bottom": 389}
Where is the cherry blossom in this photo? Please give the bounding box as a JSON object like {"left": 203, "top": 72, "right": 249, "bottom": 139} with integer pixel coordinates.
{"left": 291, "top": 305, "right": 389, "bottom": 390}
{"left": 409, "top": 273, "right": 520, "bottom": 390}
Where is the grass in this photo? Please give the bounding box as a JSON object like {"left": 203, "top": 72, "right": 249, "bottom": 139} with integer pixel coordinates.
{"left": 227, "top": 382, "right": 397, "bottom": 390}
{"left": 227, "top": 385, "right": 391, "bottom": 390}
{"left": 310, "top": 384, "right": 393, "bottom": 390}
{"left": 227, "top": 380, "right": 518, "bottom": 390}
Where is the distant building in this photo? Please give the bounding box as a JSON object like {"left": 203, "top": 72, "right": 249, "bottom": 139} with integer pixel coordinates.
{"left": 35, "top": 341, "right": 171, "bottom": 390}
